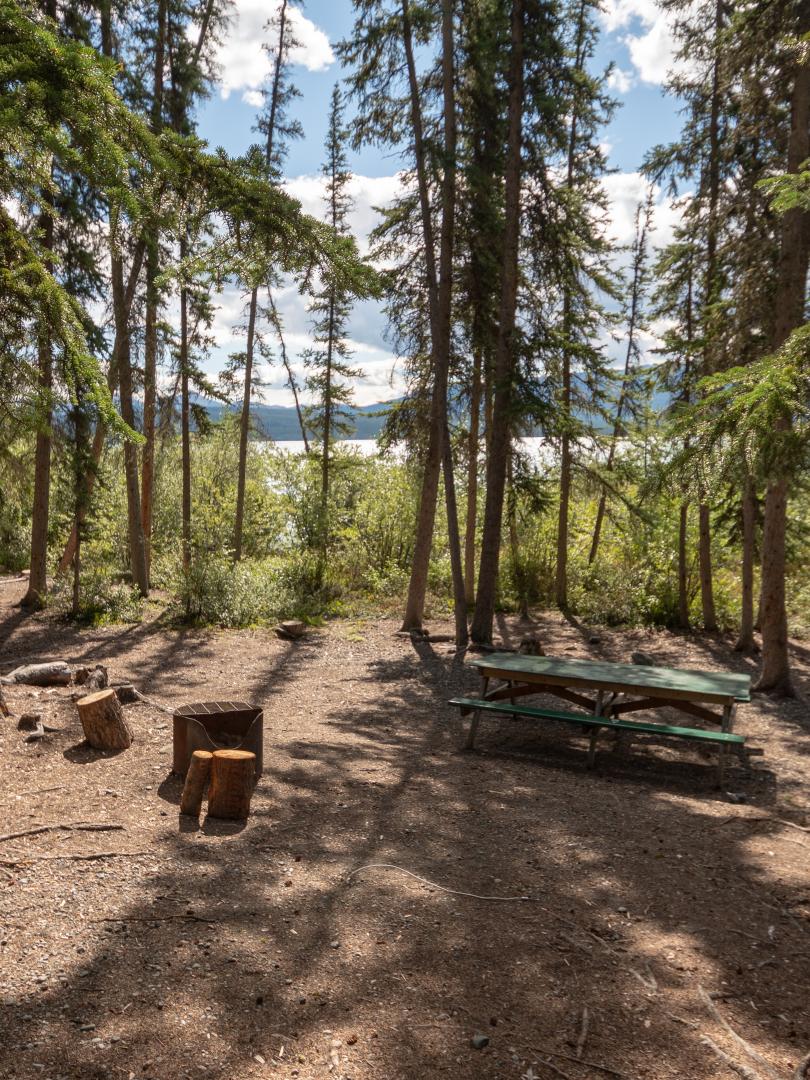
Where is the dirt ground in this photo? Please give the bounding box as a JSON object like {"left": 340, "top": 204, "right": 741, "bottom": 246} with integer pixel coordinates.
{"left": 0, "top": 579, "right": 808, "bottom": 1080}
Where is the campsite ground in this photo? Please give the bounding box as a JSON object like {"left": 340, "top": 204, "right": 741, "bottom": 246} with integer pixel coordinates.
{"left": 1, "top": 578, "right": 808, "bottom": 1080}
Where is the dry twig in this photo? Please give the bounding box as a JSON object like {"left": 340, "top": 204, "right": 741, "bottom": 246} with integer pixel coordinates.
{"left": 0, "top": 822, "right": 124, "bottom": 843}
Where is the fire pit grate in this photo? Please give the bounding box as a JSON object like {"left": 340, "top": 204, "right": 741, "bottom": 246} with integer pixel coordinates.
{"left": 172, "top": 700, "right": 263, "bottom": 779}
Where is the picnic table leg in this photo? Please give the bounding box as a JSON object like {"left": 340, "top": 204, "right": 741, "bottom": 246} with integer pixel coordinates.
{"left": 587, "top": 690, "right": 605, "bottom": 768}
{"left": 466, "top": 676, "right": 489, "bottom": 750}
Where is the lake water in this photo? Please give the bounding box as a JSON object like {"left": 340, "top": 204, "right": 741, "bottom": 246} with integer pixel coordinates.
{"left": 267, "top": 436, "right": 563, "bottom": 461}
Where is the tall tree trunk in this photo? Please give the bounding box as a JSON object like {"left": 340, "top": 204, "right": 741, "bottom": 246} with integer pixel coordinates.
{"left": 696, "top": 0, "right": 725, "bottom": 631}
{"left": 21, "top": 196, "right": 54, "bottom": 609}
{"left": 463, "top": 348, "right": 482, "bottom": 606}
{"left": 233, "top": 289, "right": 258, "bottom": 561}
{"left": 678, "top": 501, "right": 690, "bottom": 629}
{"left": 698, "top": 504, "right": 717, "bottom": 630}
{"left": 756, "top": 3, "right": 810, "bottom": 694}
{"left": 554, "top": 0, "right": 587, "bottom": 612}
{"left": 140, "top": 0, "right": 167, "bottom": 585}
{"left": 470, "top": 0, "right": 524, "bottom": 645}
{"left": 57, "top": 242, "right": 146, "bottom": 575}
{"left": 320, "top": 288, "right": 335, "bottom": 570}
{"left": 235, "top": 0, "right": 291, "bottom": 559}
{"left": 111, "top": 225, "right": 149, "bottom": 597}
{"left": 588, "top": 197, "right": 650, "bottom": 566}
{"left": 735, "top": 476, "right": 756, "bottom": 651}
{"left": 400, "top": 0, "right": 465, "bottom": 643}
{"left": 180, "top": 235, "right": 191, "bottom": 576}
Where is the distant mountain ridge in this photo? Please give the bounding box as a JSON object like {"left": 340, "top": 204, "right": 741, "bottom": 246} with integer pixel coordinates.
{"left": 193, "top": 396, "right": 397, "bottom": 441}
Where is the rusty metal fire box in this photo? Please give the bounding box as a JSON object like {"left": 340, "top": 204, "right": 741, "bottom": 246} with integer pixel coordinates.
{"left": 172, "top": 700, "right": 263, "bottom": 780}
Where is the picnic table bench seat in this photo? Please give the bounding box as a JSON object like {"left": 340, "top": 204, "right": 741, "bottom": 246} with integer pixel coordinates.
{"left": 448, "top": 695, "right": 747, "bottom": 786}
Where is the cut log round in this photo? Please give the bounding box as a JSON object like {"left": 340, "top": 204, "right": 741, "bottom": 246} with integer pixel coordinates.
{"left": 180, "top": 750, "right": 213, "bottom": 817}
{"left": 208, "top": 750, "right": 255, "bottom": 820}
{"left": 77, "top": 689, "right": 134, "bottom": 751}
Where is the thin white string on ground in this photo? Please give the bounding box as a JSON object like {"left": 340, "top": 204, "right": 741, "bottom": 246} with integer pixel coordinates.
{"left": 347, "top": 862, "right": 530, "bottom": 901}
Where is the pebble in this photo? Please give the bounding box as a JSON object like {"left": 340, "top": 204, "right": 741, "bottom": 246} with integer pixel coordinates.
{"left": 330, "top": 940, "right": 339, "bottom": 949}
{"left": 471, "top": 1034, "right": 490, "bottom": 1050}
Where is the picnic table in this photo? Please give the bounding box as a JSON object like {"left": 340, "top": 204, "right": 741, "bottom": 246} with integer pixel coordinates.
{"left": 449, "top": 653, "right": 752, "bottom": 785}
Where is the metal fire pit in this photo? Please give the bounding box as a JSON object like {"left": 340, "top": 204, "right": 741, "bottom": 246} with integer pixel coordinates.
{"left": 172, "top": 701, "right": 263, "bottom": 780}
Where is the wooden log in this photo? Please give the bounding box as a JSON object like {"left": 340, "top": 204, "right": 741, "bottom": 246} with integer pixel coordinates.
{"left": 1, "top": 661, "right": 72, "bottom": 686}
{"left": 180, "top": 750, "right": 213, "bottom": 817}
{"left": 208, "top": 750, "right": 255, "bottom": 820}
{"left": 74, "top": 665, "right": 109, "bottom": 692}
{"left": 76, "top": 688, "right": 134, "bottom": 751}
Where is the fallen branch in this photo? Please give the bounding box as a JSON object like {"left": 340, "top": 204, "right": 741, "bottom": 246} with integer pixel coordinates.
{"left": 719, "top": 815, "right": 810, "bottom": 834}
{"left": 0, "top": 823, "right": 124, "bottom": 843}
{"left": 1, "top": 850, "right": 152, "bottom": 867}
{"left": 526, "top": 1045, "right": 628, "bottom": 1079}
{"left": 576, "top": 1006, "right": 590, "bottom": 1060}
{"left": 701, "top": 1036, "right": 764, "bottom": 1080}
{"left": 132, "top": 688, "right": 174, "bottom": 714}
{"left": 698, "top": 986, "right": 781, "bottom": 1080}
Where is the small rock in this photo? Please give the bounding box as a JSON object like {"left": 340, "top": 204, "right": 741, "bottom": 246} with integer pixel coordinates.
{"left": 471, "top": 1034, "right": 490, "bottom": 1050}
{"left": 330, "top": 940, "right": 340, "bottom": 949}
{"left": 631, "top": 651, "right": 654, "bottom": 666}
{"left": 79, "top": 1024, "right": 96, "bottom": 1032}
{"left": 588, "top": 635, "right": 601, "bottom": 645}
{"left": 726, "top": 791, "right": 748, "bottom": 805}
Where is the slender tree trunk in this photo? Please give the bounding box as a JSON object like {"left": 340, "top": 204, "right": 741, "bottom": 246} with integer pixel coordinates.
{"left": 267, "top": 294, "right": 309, "bottom": 451}
{"left": 756, "top": 2, "right": 810, "bottom": 694}
{"left": 678, "top": 501, "right": 690, "bottom": 629}
{"left": 554, "top": 0, "right": 587, "bottom": 612}
{"left": 233, "top": 289, "right": 258, "bottom": 561}
{"left": 235, "top": 0, "right": 291, "bottom": 558}
{"left": 698, "top": 504, "right": 717, "bottom": 630}
{"left": 140, "top": 0, "right": 167, "bottom": 584}
{"left": 57, "top": 242, "right": 146, "bottom": 576}
{"left": 21, "top": 205, "right": 54, "bottom": 609}
{"left": 180, "top": 235, "right": 191, "bottom": 576}
{"left": 400, "top": 0, "right": 465, "bottom": 642}
{"left": 463, "top": 348, "right": 482, "bottom": 606}
{"left": 556, "top": 394, "right": 572, "bottom": 606}
{"left": 695, "top": 0, "right": 725, "bottom": 631}
{"left": 588, "top": 198, "right": 650, "bottom": 566}
{"left": 141, "top": 243, "right": 159, "bottom": 583}
{"left": 399, "top": 0, "right": 444, "bottom": 632}
{"left": 735, "top": 476, "right": 756, "bottom": 651}
{"left": 471, "top": 0, "right": 524, "bottom": 645}
{"left": 320, "top": 289, "right": 335, "bottom": 571}
{"left": 111, "top": 226, "right": 149, "bottom": 597}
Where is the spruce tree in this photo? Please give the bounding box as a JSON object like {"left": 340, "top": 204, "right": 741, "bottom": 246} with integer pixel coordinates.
{"left": 303, "top": 86, "right": 362, "bottom": 572}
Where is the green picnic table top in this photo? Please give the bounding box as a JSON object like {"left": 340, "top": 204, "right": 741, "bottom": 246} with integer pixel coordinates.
{"left": 468, "top": 652, "right": 751, "bottom": 703}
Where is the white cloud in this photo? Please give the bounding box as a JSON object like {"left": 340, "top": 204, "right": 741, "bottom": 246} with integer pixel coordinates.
{"left": 203, "top": 170, "right": 685, "bottom": 403}
{"left": 284, "top": 173, "right": 406, "bottom": 257}
{"left": 216, "top": 0, "right": 334, "bottom": 102}
{"left": 601, "top": 171, "right": 683, "bottom": 252}
{"left": 241, "top": 89, "right": 264, "bottom": 108}
{"left": 600, "top": 0, "right": 698, "bottom": 86}
{"left": 607, "top": 67, "right": 634, "bottom": 93}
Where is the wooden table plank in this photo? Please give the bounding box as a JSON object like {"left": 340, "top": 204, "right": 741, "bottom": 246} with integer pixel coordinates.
{"left": 468, "top": 653, "right": 751, "bottom": 703}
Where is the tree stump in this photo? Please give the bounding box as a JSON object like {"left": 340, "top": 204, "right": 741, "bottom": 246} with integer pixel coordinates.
{"left": 180, "top": 750, "right": 213, "bottom": 817}
{"left": 76, "top": 688, "right": 134, "bottom": 751}
{"left": 208, "top": 750, "right": 255, "bottom": 820}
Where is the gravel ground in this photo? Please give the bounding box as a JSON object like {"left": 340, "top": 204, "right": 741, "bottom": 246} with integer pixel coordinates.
{"left": 1, "top": 579, "right": 808, "bottom": 1080}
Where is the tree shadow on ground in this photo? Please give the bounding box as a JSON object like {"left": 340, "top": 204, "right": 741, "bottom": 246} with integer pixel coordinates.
{"left": 0, "top": 614, "right": 808, "bottom": 1080}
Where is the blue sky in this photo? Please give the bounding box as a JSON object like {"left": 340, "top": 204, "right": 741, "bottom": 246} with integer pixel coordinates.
{"left": 193, "top": 0, "right": 687, "bottom": 406}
